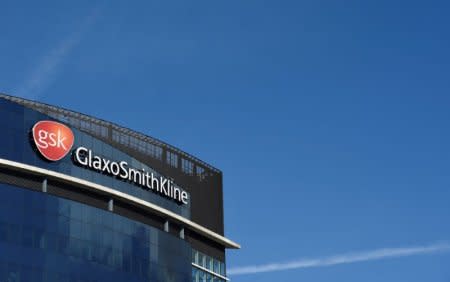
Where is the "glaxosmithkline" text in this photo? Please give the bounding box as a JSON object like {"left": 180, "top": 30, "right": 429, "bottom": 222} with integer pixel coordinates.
{"left": 73, "top": 147, "right": 188, "bottom": 205}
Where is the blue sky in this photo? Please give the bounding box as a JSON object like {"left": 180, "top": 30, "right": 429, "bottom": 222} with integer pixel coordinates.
{"left": 1, "top": 1, "right": 450, "bottom": 281}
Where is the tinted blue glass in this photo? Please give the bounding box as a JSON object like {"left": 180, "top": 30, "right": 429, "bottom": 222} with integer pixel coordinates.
{"left": 0, "top": 183, "right": 191, "bottom": 282}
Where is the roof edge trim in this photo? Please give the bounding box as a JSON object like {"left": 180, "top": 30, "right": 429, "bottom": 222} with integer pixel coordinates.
{"left": 0, "top": 157, "right": 240, "bottom": 249}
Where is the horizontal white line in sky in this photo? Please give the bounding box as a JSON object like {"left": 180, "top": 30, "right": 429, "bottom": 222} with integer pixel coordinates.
{"left": 228, "top": 241, "right": 450, "bottom": 275}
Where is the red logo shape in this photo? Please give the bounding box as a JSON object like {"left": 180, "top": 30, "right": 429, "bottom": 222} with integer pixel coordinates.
{"left": 32, "top": 120, "right": 74, "bottom": 161}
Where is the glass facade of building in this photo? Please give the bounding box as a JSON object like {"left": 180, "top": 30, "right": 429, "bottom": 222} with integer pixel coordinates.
{"left": 192, "top": 249, "right": 227, "bottom": 282}
{"left": 0, "top": 95, "right": 238, "bottom": 282}
{"left": 0, "top": 182, "right": 190, "bottom": 282}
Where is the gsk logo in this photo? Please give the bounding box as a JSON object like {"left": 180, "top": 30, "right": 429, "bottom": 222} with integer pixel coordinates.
{"left": 32, "top": 120, "right": 75, "bottom": 161}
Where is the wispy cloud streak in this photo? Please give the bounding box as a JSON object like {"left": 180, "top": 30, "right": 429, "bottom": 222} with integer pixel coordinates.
{"left": 16, "top": 6, "right": 100, "bottom": 99}
{"left": 228, "top": 241, "right": 450, "bottom": 275}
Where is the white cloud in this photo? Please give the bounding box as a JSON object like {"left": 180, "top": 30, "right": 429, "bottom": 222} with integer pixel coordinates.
{"left": 16, "top": 6, "right": 100, "bottom": 99}
{"left": 228, "top": 241, "right": 450, "bottom": 275}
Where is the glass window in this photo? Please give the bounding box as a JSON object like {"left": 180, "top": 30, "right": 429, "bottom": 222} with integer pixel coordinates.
{"left": 192, "top": 250, "right": 198, "bottom": 264}
{"left": 146, "top": 143, "right": 163, "bottom": 160}
{"left": 198, "top": 252, "right": 205, "bottom": 267}
{"left": 220, "top": 262, "right": 225, "bottom": 276}
{"left": 166, "top": 151, "right": 178, "bottom": 168}
{"left": 181, "top": 159, "right": 194, "bottom": 175}
{"left": 196, "top": 166, "right": 206, "bottom": 181}
{"left": 205, "top": 256, "right": 211, "bottom": 270}
{"left": 213, "top": 259, "right": 220, "bottom": 274}
{"left": 198, "top": 270, "right": 206, "bottom": 282}
{"left": 192, "top": 249, "right": 227, "bottom": 280}
{"left": 192, "top": 268, "right": 198, "bottom": 282}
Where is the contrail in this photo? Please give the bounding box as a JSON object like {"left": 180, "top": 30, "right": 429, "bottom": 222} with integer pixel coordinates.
{"left": 228, "top": 241, "right": 450, "bottom": 275}
{"left": 15, "top": 6, "right": 101, "bottom": 99}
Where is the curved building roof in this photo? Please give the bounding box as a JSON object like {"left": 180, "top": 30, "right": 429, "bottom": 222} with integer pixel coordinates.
{"left": 0, "top": 93, "right": 239, "bottom": 253}
{"left": 0, "top": 93, "right": 220, "bottom": 175}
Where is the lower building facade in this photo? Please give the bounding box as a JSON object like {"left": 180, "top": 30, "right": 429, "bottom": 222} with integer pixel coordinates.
{"left": 0, "top": 94, "right": 239, "bottom": 282}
